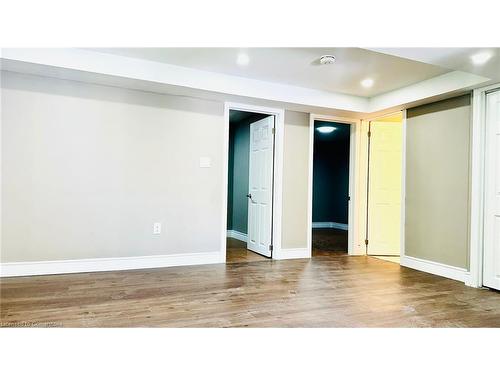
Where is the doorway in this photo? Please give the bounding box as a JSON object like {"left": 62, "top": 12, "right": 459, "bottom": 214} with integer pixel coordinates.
{"left": 224, "top": 105, "right": 282, "bottom": 263}
{"left": 311, "top": 120, "right": 352, "bottom": 255}
{"left": 365, "top": 112, "right": 403, "bottom": 264}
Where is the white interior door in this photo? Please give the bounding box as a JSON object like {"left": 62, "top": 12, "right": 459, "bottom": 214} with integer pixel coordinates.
{"left": 367, "top": 121, "right": 403, "bottom": 255}
{"left": 247, "top": 116, "right": 274, "bottom": 257}
{"left": 483, "top": 90, "right": 500, "bottom": 290}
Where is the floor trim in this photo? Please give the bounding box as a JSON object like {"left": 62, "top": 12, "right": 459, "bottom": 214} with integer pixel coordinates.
{"left": 273, "top": 247, "right": 310, "bottom": 260}
{"left": 312, "top": 222, "right": 348, "bottom": 230}
{"left": 226, "top": 230, "right": 248, "bottom": 242}
{"left": 401, "top": 255, "right": 470, "bottom": 283}
{"left": 0, "top": 251, "right": 222, "bottom": 277}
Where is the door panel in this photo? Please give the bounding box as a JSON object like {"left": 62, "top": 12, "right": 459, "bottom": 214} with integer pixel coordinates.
{"left": 247, "top": 116, "right": 274, "bottom": 257}
{"left": 367, "top": 121, "right": 403, "bottom": 255}
{"left": 483, "top": 90, "right": 500, "bottom": 290}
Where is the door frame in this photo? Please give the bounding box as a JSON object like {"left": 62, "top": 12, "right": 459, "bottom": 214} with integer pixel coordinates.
{"left": 222, "top": 102, "right": 285, "bottom": 262}
{"left": 307, "top": 114, "right": 360, "bottom": 256}
{"left": 468, "top": 83, "right": 500, "bottom": 287}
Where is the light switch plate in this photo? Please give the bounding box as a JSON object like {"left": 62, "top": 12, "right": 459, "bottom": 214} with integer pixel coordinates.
{"left": 199, "top": 156, "right": 211, "bottom": 168}
{"left": 153, "top": 222, "right": 161, "bottom": 234}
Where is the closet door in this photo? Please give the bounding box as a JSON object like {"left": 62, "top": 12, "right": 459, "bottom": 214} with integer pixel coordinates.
{"left": 483, "top": 90, "right": 500, "bottom": 290}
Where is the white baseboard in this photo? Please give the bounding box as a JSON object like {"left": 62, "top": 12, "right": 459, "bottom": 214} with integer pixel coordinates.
{"left": 401, "top": 255, "right": 470, "bottom": 283}
{"left": 226, "top": 230, "right": 248, "bottom": 242}
{"left": 312, "top": 222, "right": 348, "bottom": 230}
{"left": 273, "top": 247, "right": 311, "bottom": 260}
{"left": 0, "top": 251, "right": 222, "bottom": 278}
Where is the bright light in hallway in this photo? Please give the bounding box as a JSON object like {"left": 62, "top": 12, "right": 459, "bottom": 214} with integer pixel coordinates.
{"left": 471, "top": 51, "right": 493, "bottom": 65}
{"left": 316, "top": 126, "right": 337, "bottom": 133}
{"left": 236, "top": 52, "right": 250, "bottom": 66}
{"left": 361, "top": 78, "right": 374, "bottom": 88}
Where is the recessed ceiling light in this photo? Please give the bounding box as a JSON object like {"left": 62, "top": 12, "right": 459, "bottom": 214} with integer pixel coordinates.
{"left": 317, "top": 126, "right": 337, "bottom": 133}
{"left": 361, "top": 78, "right": 374, "bottom": 88}
{"left": 471, "top": 51, "right": 493, "bottom": 65}
{"left": 319, "top": 55, "right": 336, "bottom": 65}
{"left": 237, "top": 52, "right": 250, "bottom": 66}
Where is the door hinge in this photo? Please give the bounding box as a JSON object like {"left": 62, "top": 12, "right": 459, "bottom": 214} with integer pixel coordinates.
{"left": 272, "top": 127, "right": 275, "bottom": 135}
{"left": 364, "top": 239, "right": 369, "bottom": 246}
{"left": 367, "top": 130, "right": 371, "bottom": 138}
{"left": 269, "top": 244, "right": 273, "bottom": 251}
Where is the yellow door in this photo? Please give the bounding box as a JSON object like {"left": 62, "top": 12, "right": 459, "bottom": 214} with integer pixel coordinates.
{"left": 367, "top": 120, "right": 402, "bottom": 255}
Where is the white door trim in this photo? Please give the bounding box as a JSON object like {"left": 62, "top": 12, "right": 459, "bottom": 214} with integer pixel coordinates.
{"left": 307, "top": 114, "right": 360, "bottom": 256}
{"left": 222, "top": 102, "right": 284, "bottom": 261}
{"left": 401, "top": 110, "right": 407, "bottom": 260}
{"left": 469, "top": 83, "right": 500, "bottom": 288}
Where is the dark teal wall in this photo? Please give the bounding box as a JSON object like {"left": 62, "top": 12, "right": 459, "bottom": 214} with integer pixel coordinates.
{"left": 227, "top": 124, "right": 235, "bottom": 230}
{"left": 228, "top": 121, "right": 250, "bottom": 233}
{"left": 312, "top": 121, "right": 350, "bottom": 224}
{"left": 227, "top": 111, "right": 269, "bottom": 234}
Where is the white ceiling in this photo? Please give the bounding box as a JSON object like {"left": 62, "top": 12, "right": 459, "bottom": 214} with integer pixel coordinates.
{"left": 368, "top": 47, "right": 500, "bottom": 82}
{"left": 87, "top": 48, "right": 451, "bottom": 97}
{"left": 2, "top": 48, "right": 492, "bottom": 118}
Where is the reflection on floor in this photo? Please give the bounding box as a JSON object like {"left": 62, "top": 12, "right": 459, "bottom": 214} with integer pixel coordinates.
{"left": 373, "top": 256, "right": 401, "bottom": 264}
{"left": 226, "top": 237, "right": 269, "bottom": 263}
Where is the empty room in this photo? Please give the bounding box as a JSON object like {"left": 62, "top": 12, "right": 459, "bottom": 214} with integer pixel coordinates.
{"left": 1, "top": 3, "right": 500, "bottom": 369}
{"left": 2, "top": 47, "right": 499, "bottom": 329}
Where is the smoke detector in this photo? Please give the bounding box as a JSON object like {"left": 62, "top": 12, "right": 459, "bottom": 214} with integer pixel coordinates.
{"left": 319, "top": 55, "right": 336, "bottom": 65}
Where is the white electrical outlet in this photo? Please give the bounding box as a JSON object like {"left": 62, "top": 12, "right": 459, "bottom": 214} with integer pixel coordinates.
{"left": 153, "top": 222, "right": 161, "bottom": 234}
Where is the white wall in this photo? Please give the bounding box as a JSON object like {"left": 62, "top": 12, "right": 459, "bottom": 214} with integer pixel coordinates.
{"left": 1, "top": 71, "right": 225, "bottom": 262}
{"left": 282, "top": 111, "right": 310, "bottom": 249}
{"left": 405, "top": 95, "right": 471, "bottom": 269}
{"left": 1, "top": 71, "right": 314, "bottom": 269}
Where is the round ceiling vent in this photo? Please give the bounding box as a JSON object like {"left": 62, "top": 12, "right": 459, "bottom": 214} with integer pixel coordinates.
{"left": 319, "top": 55, "right": 336, "bottom": 65}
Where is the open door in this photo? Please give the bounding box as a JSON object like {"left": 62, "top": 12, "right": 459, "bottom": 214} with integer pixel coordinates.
{"left": 483, "top": 90, "right": 500, "bottom": 290}
{"left": 366, "top": 118, "right": 403, "bottom": 256}
{"left": 247, "top": 116, "right": 274, "bottom": 257}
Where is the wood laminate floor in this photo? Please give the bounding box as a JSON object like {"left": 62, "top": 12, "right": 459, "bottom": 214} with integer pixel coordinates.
{"left": 312, "top": 228, "right": 348, "bottom": 252}
{"left": 1, "top": 250, "right": 500, "bottom": 327}
{"left": 226, "top": 237, "right": 269, "bottom": 263}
